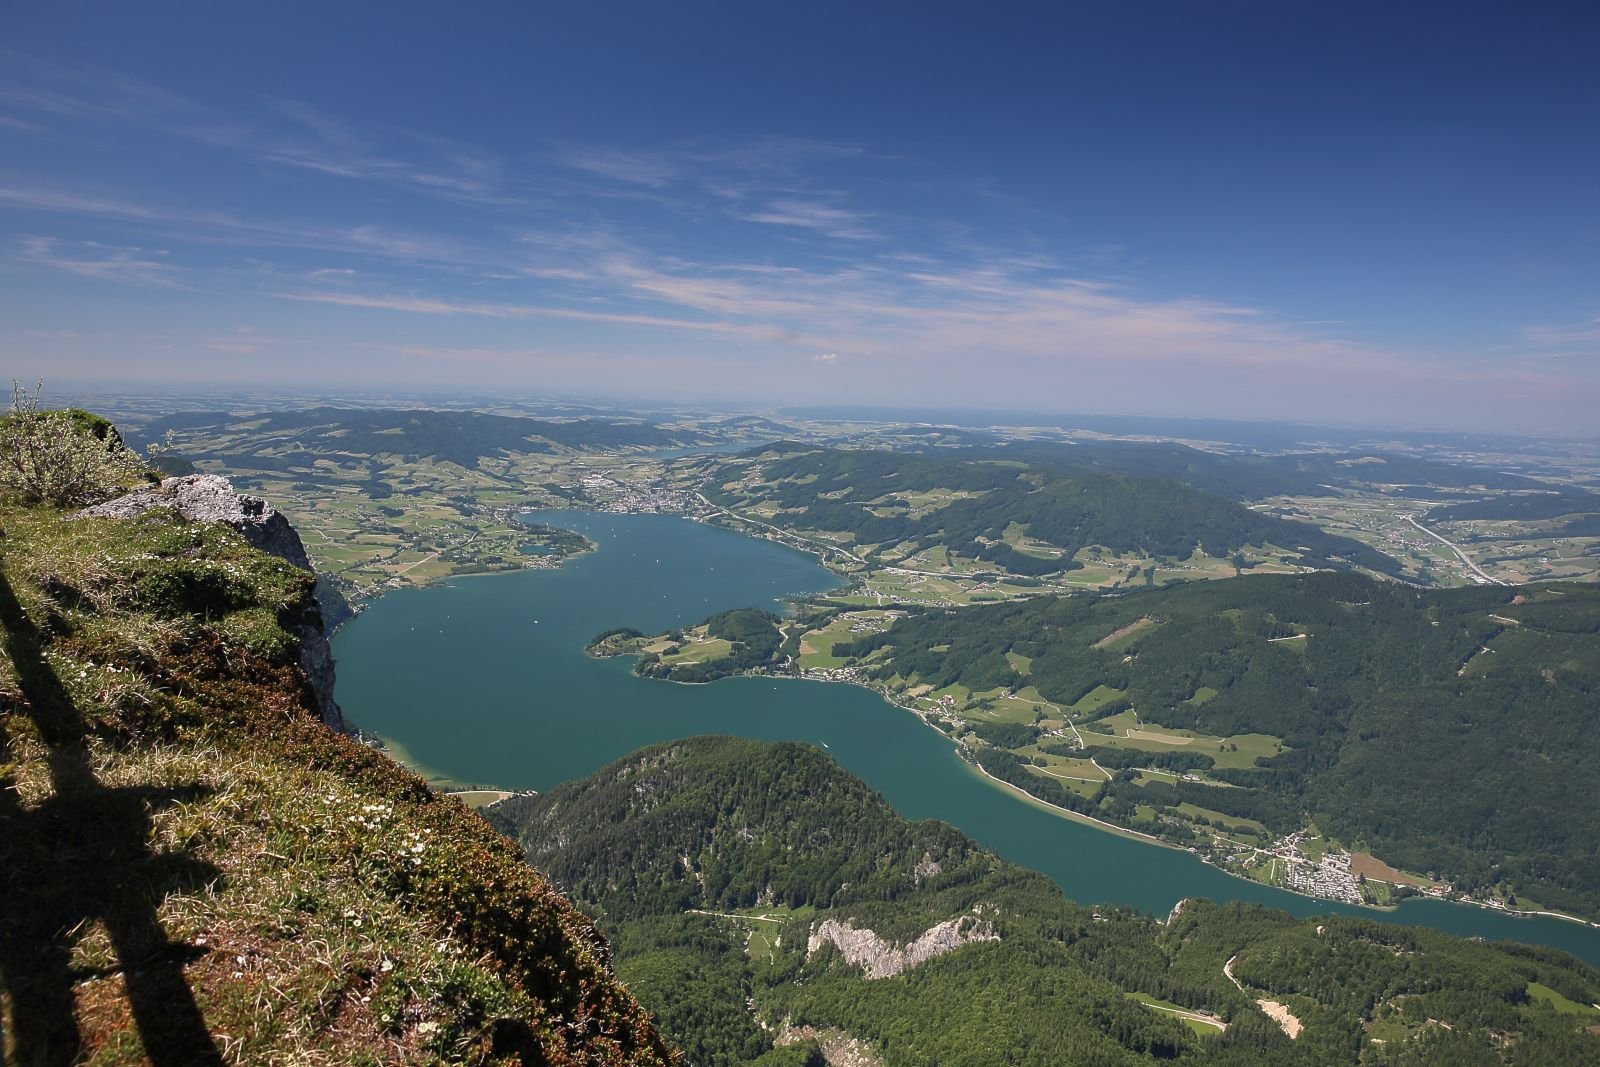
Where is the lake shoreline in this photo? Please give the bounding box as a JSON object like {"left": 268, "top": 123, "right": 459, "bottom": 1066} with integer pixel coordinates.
{"left": 567, "top": 505, "right": 1600, "bottom": 932}
{"left": 579, "top": 641, "right": 1600, "bottom": 932}
{"left": 330, "top": 508, "right": 1600, "bottom": 962}
{"left": 840, "top": 678, "right": 1600, "bottom": 930}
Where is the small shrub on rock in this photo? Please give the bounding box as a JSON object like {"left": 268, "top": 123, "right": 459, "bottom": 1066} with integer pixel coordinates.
{"left": 0, "top": 382, "right": 147, "bottom": 506}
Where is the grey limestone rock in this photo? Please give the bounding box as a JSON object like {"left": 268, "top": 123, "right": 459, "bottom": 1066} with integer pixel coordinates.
{"left": 80, "top": 475, "right": 344, "bottom": 728}
{"left": 806, "top": 913, "right": 998, "bottom": 979}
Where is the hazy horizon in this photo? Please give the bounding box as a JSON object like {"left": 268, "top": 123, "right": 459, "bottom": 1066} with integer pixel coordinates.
{"left": 3, "top": 3, "right": 1597, "bottom": 434}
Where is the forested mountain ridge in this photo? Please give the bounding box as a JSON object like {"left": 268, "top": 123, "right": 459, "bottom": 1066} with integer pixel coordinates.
{"left": 954, "top": 440, "right": 1552, "bottom": 501}
{"left": 696, "top": 444, "right": 1403, "bottom": 578}
{"left": 1425, "top": 490, "right": 1599, "bottom": 523}
{"left": 139, "top": 407, "right": 703, "bottom": 469}
{"left": 828, "top": 574, "right": 1600, "bottom": 917}
{"left": 488, "top": 737, "right": 1600, "bottom": 1066}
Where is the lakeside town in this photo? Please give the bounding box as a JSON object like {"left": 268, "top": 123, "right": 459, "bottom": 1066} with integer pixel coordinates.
{"left": 569, "top": 471, "right": 706, "bottom": 516}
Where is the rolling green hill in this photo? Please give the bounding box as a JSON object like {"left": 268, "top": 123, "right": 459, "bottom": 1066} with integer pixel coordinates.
{"left": 831, "top": 574, "right": 1600, "bottom": 917}
{"left": 698, "top": 444, "right": 1403, "bottom": 578}
{"left": 489, "top": 736, "right": 1600, "bottom": 1066}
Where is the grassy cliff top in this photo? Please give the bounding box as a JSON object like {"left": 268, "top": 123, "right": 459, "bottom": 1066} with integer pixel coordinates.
{"left": 0, "top": 477, "right": 673, "bottom": 1065}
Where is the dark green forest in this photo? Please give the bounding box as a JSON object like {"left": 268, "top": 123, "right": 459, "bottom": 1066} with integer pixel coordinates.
{"left": 489, "top": 737, "right": 1600, "bottom": 1066}
{"left": 703, "top": 445, "right": 1403, "bottom": 575}
{"left": 833, "top": 575, "right": 1600, "bottom": 916}
{"left": 957, "top": 441, "right": 1549, "bottom": 500}
{"left": 1424, "top": 491, "right": 1598, "bottom": 523}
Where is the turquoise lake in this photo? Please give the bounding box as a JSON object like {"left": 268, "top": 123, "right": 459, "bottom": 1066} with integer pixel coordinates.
{"left": 332, "top": 510, "right": 1600, "bottom": 967}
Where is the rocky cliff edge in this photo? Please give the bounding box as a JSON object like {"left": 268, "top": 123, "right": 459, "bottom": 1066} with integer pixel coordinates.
{"left": 2, "top": 463, "right": 673, "bottom": 1066}
{"left": 80, "top": 474, "right": 342, "bottom": 728}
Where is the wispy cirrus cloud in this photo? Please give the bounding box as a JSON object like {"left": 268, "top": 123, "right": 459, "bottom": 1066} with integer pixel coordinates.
{"left": 551, "top": 136, "right": 882, "bottom": 237}
{"left": 554, "top": 136, "right": 867, "bottom": 188}
{"left": 743, "top": 198, "right": 878, "bottom": 239}
{"left": 266, "top": 239, "right": 1402, "bottom": 386}
{"left": 272, "top": 291, "right": 531, "bottom": 319}
{"left": 0, "top": 60, "right": 197, "bottom": 123}
{"left": 555, "top": 147, "right": 684, "bottom": 187}
{"left": 16, "top": 236, "right": 181, "bottom": 286}
{"left": 218, "top": 99, "right": 522, "bottom": 205}
{"left": 0, "top": 185, "right": 168, "bottom": 221}
{"left": 270, "top": 288, "right": 812, "bottom": 344}
{"left": 349, "top": 340, "right": 726, "bottom": 375}
{"left": 0, "top": 183, "right": 488, "bottom": 270}
{"left": 0, "top": 57, "right": 522, "bottom": 207}
{"left": 1523, "top": 316, "right": 1600, "bottom": 358}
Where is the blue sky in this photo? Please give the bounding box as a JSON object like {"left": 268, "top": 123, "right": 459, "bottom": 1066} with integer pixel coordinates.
{"left": 1, "top": 1, "right": 1596, "bottom": 433}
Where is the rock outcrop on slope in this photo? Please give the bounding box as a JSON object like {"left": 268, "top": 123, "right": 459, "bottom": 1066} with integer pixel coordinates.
{"left": 806, "top": 913, "right": 999, "bottom": 979}
{"left": 80, "top": 474, "right": 343, "bottom": 727}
